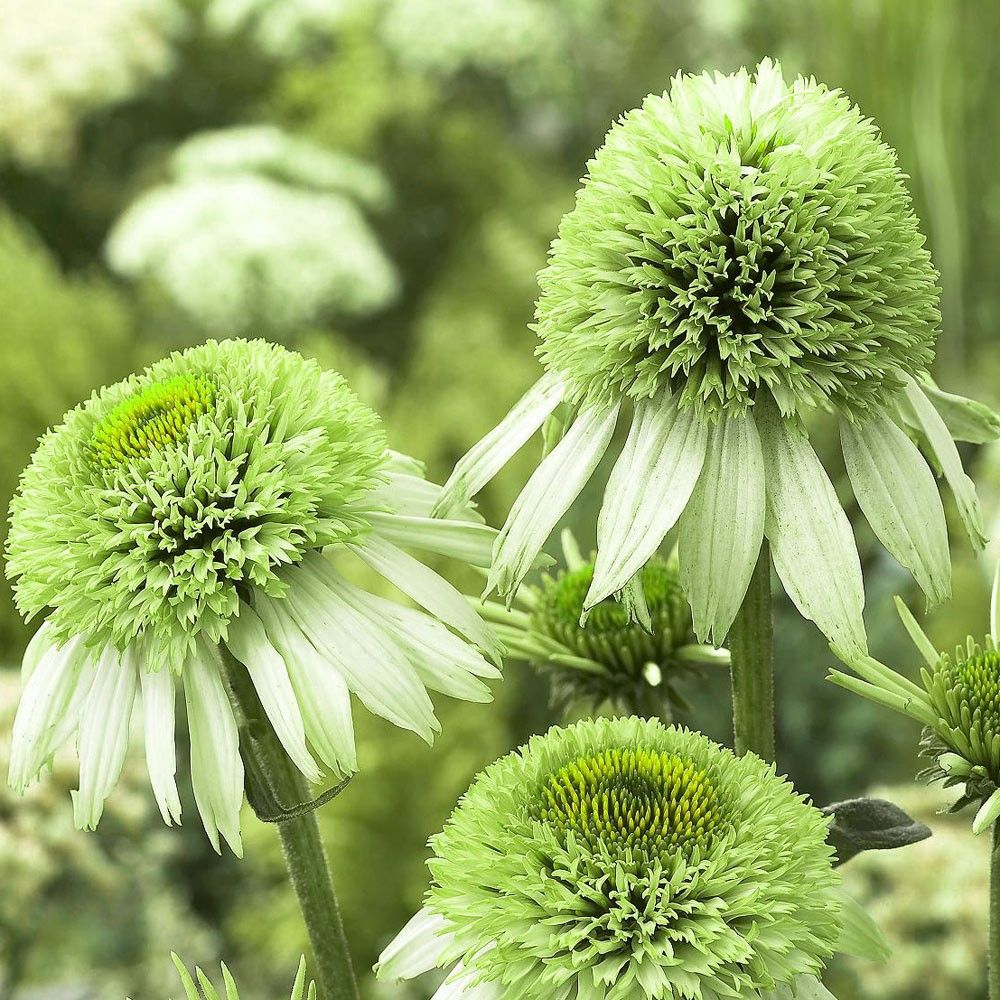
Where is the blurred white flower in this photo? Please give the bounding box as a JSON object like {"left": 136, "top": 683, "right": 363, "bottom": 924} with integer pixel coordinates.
{"left": 105, "top": 126, "right": 398, "bottom": 337}
{"left": 0, "top": 0, "right": 185, "bottom": 167}
{"left": 206, "top": 0, "right": 358, "bottom": 57}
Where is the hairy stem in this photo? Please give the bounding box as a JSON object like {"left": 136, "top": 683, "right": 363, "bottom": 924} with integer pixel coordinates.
{"left": 728, "top": 541, "right": 776, "bottom": 760}
{"left": 222, "top": 650, "right": 359, "bottom": 1000}
{"left": 991, "top": 822, "right": 1000, "bottom": 1000}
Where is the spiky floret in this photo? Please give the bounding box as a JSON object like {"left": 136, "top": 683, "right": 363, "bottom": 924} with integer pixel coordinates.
{"left": 423, "top": 717, "right": 842, "bottom": 1000}
{"left": 535, "top": 59, "right": 940, "bottom": 419}
{"left": 6, "top": 339, "right": 386, "bottom": 668}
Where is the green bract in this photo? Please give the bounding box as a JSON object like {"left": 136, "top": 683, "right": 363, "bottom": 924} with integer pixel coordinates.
{"left": 6, "top": 339, "right": 501, "bottom": 853}
{"left": 831, "top": 591, "right": 1000, "bottom": 835}
{"left": 7, "top": 338, "right": 385, "bottom": 669}
{"left": 378, "top": 717, "right": 887, "bottom": 1000}
{"left": 478, "top": 531, "right": 728, "bottom": 717}
{"left": 435, "top": 59, "right": 999, "bottom": 658}
{"left": 535, "top": 60, "right": 938, "bottom": 420}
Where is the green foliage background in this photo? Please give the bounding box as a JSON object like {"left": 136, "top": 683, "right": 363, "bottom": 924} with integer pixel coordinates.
{"left": 1, "top": 1, "right": 998, "bottom": 997}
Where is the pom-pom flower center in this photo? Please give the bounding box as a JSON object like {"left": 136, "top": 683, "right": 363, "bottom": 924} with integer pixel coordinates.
{"left": 536, "top": 747, "right": 723, "bottom": 856}
{"left": 90, "top": 373, "right": 215, "bottom": 469}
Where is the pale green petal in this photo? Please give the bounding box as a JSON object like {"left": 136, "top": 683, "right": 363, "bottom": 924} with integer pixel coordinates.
{"left": 139, "top": 664, "right": 182, "bottom": 825}
{"left": 974, "top": 788, "right": 1000, "bottom": 835}
{"left": 227, "top": 603, "right": 321, "bottom": 784}
{"left": 73, "top": 645, "right": 138, "bottom": 830}
{"left": 841, "top": 409, "right": 950, "bottom": 606}
{"left": 369, "top": 512, "right": 497, "bottom": 568}
{"left": 892, "top": 595, "right": 940, "bottom": 668}
{"left": 350, "top": 536, "right": 501, "bottom": 662}
{"left": 901, "top": 379, "right": 987, "bottom": 549}
{"left": 677, "top": 410, "right": 765, "bottom": 644}
{"left": 183, "top": 640, "right": 244, "bottom": 857}
{"left": 761, "top": 978, "right": 838, "bottom": 1000}
{"left": 757, "top": 398, "right": 867, "bottom": 657}
{"left": 375, "top": 907, "right": 453, "bottom": 981}
{"left": 922, "top": 380, "right": 1000, "bottom": 444}
{"left": 433, "top": 372, "right": 566, "bottom": 518}
{"left": 834, "top": 889, "right": 890, "bottom": 961}
{"left": 587, "top": 393, "right": 708, "bottom": 611}
{"left": 488, "top": 401, "right": 619, "bottom": 601}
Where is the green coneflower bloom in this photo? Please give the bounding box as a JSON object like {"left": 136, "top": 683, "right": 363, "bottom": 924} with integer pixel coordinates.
{"left": 376, "top": 717, "right": 888, "bottom": 1000}
{"left": 167, "top": 953, "right": 313, "bottom": 1000}
{"left": 434, "top": 59, "right": 998, "bottom": 657}
{"left": 6, "top": 339, "right": 501, "bottom": 855}
{"left": 831, "top": 581, "right": 1000, "bottom": 836}
{"left": 478, "top": 530, "right": 728, "bottom": 717}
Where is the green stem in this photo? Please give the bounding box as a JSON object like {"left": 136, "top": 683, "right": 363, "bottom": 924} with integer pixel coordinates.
{"left": 728, "top": 541, "right": 776, "bottom": 761}
{"left": 991, "top": 822, "right": 1000, "bottom": 1000}
{"left": 221, "top": 651, "right": 359, "bottom": 1000}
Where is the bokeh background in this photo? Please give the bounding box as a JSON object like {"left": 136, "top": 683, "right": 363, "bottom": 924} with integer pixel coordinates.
{"left": 2, "top": 0, "right": 999, "bottom": 997}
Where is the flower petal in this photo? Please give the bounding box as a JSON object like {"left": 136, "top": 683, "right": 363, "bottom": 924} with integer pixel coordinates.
{"left": 587, "top": 393, "right": 707, "bottom": 611}
{"left": 922, "top": 380, "right": 1000, "bottom": 444}
{"left": 375, "top": 908, "right": 453, "bottom": 981}
{"left": 834, "top": 889, "right": 890, "bottom": 961}
{"left": 433, "top": 372, "right": 566, "bottom": 518}
{"left": 286, "top": 556, "right": 439, "bottom": 742}
{"left": 900, "top": 379, "right": 987, "bottom": 549}
{"left": 139, "top": 664, "right": 182, "bottom": 825}
{"left": 227, "top": 603, "right": 321, "bottom": 784}
{"left": 677, "top": 410, "right": 765, "bottom": 644}
{"left": 489, "top": 400, "right": 620, "bottom": 601}
{"left": 183, "top": 640, "right": 244, "bottom": 856}
{"left": 73, "top": 644, "right": 138, "bottom": 830}
{"left": 9, "top": 634, "right": 91, "bottom": 792}
{"left": 757, "top": 397, "right": 867, "bottom": 657}
{"left": 350, "top": 536, "right": 502, "bottom": 662}
{"left": 255, "top": 596, "right": 357, "bottom": 776}
{"left": 841, "top": 408, "right": 950, "bottom": 607}
{"left": 369, "top": 512, "right": 498, "bottom": 568}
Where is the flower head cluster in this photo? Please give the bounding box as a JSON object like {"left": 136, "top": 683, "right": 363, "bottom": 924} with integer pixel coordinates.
{"left": 6, "top": 340, "right": 501, "bottom": 853}
{"left": 170, "top": 954, "right": 313, "bottom": 1000}
{"left": 831, "top": 587, "right": 1000, "bottom": 835}
{"left": 435, "top": 60, "right": 998, "bottom": 659}
{"left": 0, "top": 0, "right": 184, "bottom": 167}
{"left": 377, "top": 717, "right": 886, "bottom": 1000}
{"left": 480, "top": 531, "right": 728, "bottom": 717}
{"left": 106, "top": 126, "right": 398, "bottom": 338}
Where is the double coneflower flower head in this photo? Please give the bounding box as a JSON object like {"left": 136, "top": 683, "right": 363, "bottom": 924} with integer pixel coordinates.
{"left": 435, "top": 59, "right": 998, "bottom": 656}
{"left": 378, "top": 717, "right": 887, "bottom": 1000}
{"left": 6, "top": 339, "right": 501, "bottom": 854}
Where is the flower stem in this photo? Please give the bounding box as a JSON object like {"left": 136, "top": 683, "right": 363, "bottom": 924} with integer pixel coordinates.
{"left": 728, "top": 541, "right": 775, "bottom": 761}
{"left": 221, "top": 650, "right": 359, "bottom": 1000}
{"left": 991, "top": 821, "right": 1000, "bottom": 1000}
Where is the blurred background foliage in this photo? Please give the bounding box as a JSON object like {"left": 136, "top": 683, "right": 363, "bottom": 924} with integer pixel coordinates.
{"left": 1, "top": 0, "right": 999, "bottom": 996}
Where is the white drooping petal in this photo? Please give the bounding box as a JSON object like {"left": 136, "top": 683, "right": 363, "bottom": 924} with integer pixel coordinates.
{"left": 73, "top": 644, "right": 139, "bottom": 831}
{"left": 841, "top": 408, "right": 951, "bottom": 607}
{"left": 677, "top": 410, "right": 765, "bottom": 644}
{"left": 433, "top": 372, "right": 566, "bottom": 518}
{"left": 757, "top": 398, "right": 867, "bottom": 657}
{"left": 286, "top": 556, "right": 439, "bottom": 742}
{"left": 139, "top": 664, "right": 182, "bottom": 825}
{"left": 227, "top": 603, "right": 321, "bottom": 784}
{"left": 762, "top": 978, "right": 838, "bottom": 1000}
{"left": 900, "top": 379, "right": 987, "bottom": 549}
{"left": 183, "top": 640, "right": 244, "bottom": 857}
{"left": 587, "top": 392, "right": 707, "bottom": 611}
{"left": 359, "top": 592, "right": 499, "bottom": 703}
{"left": 921, "top": 380, "right": 1000, "bottom": 444}
{"left": 376, "top": 908, "right": 454, "bottom": 982}
{"left": 9, "top": 634, "right": 91, "bottom": 792}
{"left": 430, "top": 966, "right": 502, "bottom": 1000}
{"left": 369, "top": 512, "right": 498, "bottom": 568}
{"left": 255, "top": 596, "right": 357, "bottom": 776}
{"left": 21, "top": 621, "right": 55, "bottom": 684}
{"left": 489, "top": 400, "right": 620, "bottom": 600}
{"left": 350, "top": 536, "right": 501, "bottom": 662}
